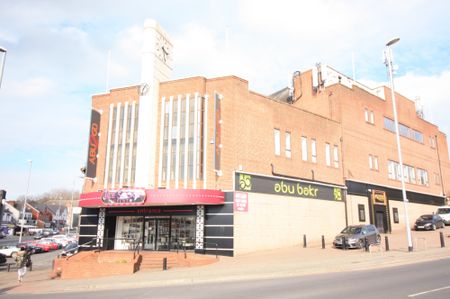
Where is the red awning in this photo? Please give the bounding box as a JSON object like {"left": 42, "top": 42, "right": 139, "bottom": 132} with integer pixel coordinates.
{"left": 79, "top": 188, "right": 225, "bottom": 208}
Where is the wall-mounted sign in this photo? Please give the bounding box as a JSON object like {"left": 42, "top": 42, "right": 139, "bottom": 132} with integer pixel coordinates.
{"left": 86, "top": 109, "right": 101, "bottom": 178}
{"left": 372, "top": 190, "right": 387, "bottom": 205}
{"left": 101, "top": 189, "right": 146, "bottom": 205}
{"left": 235, "top": 172, "right": 343, "bottom": 202}
{"left": 234, "top": 191, "right": 248, "bottom": 212}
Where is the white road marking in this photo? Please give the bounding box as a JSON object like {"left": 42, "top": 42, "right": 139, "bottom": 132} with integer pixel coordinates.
{"left": 408, "top": 285, "right": 450, "bottom": 297}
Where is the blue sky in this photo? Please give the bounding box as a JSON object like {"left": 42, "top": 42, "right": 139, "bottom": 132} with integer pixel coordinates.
{"left": 1, "top": 0, "right": 450, "bottom": 199}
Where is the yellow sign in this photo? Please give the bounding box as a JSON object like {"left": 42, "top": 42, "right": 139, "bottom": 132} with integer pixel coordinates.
{"left": 372, "top": 190, "right": 387, "bottom": 205}
{"left": 239, "top": 174, "right": 252, "bottom": 191}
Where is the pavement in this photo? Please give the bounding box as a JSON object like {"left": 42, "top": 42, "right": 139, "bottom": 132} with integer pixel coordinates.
{"left": 1, "top": 227, "right": 450, "bottom": 295}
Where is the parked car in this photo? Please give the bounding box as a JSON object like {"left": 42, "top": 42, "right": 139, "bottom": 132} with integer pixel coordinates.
{"left": 414, "top": 214, "right": 445, "bottom": 231}
{"left": 436, "top": 206, "right": 450, "bottom": 225}
{"left": 52, "top": 235, "right": 71, "bottom": 247}
{"left": 0, "top": 245, "right": 21, "bottom": 258}
{"left": 333, "top": 224, "right": 381, "bottom": 249}
{"left": 0, "top": 253, "right": 6, "bottom": 265}
{"left": 29, "top": 241, "right": 52, "bottom": 252}
{"left": 61, "top": 242, "right": 79, "bottom": 257}
{"left": 17, "top": 242, "right": 43, "bottom": 254}
{"left": 38, "top": 239, "right": 59, "bottom": 250}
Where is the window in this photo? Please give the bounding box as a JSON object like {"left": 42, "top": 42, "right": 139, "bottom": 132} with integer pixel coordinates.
{"left": 384, "top": 117, "right": 423, "bottom": 143}
{"left": 384, "top": 117, "right": 395, "bottom": 132}
{"left": 370, "top": 111, "right": 374, "bottom": 124}
{"left": 311, "top": 139, "right": 317, "bottom": 163}
{"left": 393, "top": 208, "right": 399, "bottom": 223}
{"left": 408, "top": 166, "right": 416, "bottom": 183}
{"left": 369, "top": 155, "right": 379, "bottom": 171}
{"left": 417, "top": 168, "right": 428, "bottom": 186}
{"left": 365, "top": 108, "right": 374, "bottom": 124}
{"left": 388, "top": 160, "right": 398, "bottom": 180}
{"left": 301, "top": 136, "right": 308, "bottom": 161}
{"left": 285, "top": 132, "right": 291, "bottom": 158}
{"left": 358, "top": 204, "right": 366, "bottom": 222}
{"left": 430, "top": 136, "right": 436, "bottom": 148}
{"left": 333, "top": 145, "right": 339, "bottom": 168}
{"left": 325, "top": 143, "right": 331, "bottom": 166}
{"left": 274, "top": 129, "right": 280, "bottom": 156}
{"left": 364, "top": 108, "right": 369, "bottom": 122}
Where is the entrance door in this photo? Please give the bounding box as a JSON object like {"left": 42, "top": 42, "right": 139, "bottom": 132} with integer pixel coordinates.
{"left": 375, "top": 211, "right": 386, "bottom": 233}
{"left": 143, "top": 217, "right": 171, "bottom": 251}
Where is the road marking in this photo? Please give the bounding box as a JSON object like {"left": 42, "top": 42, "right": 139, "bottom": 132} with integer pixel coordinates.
{"left": 408, "top": 285, "right": 450, "bottom": 297}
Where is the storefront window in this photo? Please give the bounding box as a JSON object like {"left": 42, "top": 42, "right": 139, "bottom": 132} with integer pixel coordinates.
{"left": 115, "top": 216, "right": 143, "bottom": 250}
{"left": 170, "top": 216, "right": 196, "bottom": 250}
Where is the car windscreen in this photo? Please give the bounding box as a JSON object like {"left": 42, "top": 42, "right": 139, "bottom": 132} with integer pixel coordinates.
{"left": 437, "top": 208, "right": 450, "bottom": 214}
{"left": 419, "top": 215, "right": 433, "bottom": 220}
{"left": 341, "top": 227, "right": 361, "bottom": 234}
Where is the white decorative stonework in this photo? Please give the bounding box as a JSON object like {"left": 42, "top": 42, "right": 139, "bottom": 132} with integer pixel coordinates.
{"left": 96, "top": 208, "right": 106, "bottom": 248}
{"left": 195, "top": 205, "right": 205, "bottom": 249}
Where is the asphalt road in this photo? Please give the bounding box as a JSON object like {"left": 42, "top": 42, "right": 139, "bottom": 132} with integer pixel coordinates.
{"left": 2, "top": 258, "right": 450, "bottom": 299}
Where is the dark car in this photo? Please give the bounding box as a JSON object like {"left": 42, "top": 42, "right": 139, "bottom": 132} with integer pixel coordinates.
{"left": 333, "top": 224, "right": 381, "bottom": 249}
{"left": 414, "top": 214, "right": 445, "bottom": 231}
{"left": 61, "top": 243, "right": 79, "bottom": 257}
{"left": 0, "top": 253, "right": 6, "bottom": 264}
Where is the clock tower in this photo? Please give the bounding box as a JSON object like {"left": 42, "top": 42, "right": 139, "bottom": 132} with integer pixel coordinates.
{"left": 135, "top": 19, "right": 173, "bottom": 188}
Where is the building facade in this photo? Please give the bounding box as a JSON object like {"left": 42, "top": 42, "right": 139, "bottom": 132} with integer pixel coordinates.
{"left": 79, "top": 21, "right": 450, "bottom": 256}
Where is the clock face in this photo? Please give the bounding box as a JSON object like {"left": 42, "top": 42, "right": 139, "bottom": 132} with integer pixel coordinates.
{"left": 155, "top": 33, "right": 171, "bottom": 64}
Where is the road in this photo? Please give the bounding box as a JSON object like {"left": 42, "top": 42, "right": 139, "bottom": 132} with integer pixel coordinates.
{"left": 2, "top": 259, "right": 450, "bottom": 298}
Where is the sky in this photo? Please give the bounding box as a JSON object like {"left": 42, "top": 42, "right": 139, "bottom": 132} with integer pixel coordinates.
{"left": 1, "top": 0, "right": 450, "bottom": 199}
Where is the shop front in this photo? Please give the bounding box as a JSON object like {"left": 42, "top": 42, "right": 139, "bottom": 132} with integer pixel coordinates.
{"left": 79, "top": 188, "right": 225, "bottom": 253}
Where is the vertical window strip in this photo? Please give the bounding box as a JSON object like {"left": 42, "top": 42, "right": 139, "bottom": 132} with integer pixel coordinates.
{"left": 184, "top": 94, "right": 190, "bottom": 188}
{"left": 175, "top": 95, "right": 182, "bottom": 188}
{"left": 104, "top": 103, "right": 114, "bottom": 189}
{"left": 203, "top": 95, "right": 208, "bottom": 189}
{"left": 130, "top": 103, "right": 139, "bottom": 185}
{"left": 166, "top": 96, "right": 174, "bottom": 188}
{"left": 369, "top": 154, "right": 373, "bottom": 169}
{"left": 301, "top": 136, "right": 308, "bottom": 161}
{"left": 119, "top": 102, "right": 129, "bottom": 187}
{"left": 192, "top": 93, "right": 199, "bottom": 189}
{"left": 127, "top": 101, "right": 136, "bottom": 187}
{"left": 157, "top": 98, "right": 166, "bottom": 187}
{"left": 170, "top": 96, "right": 178, "bottom": 182}
{"left": 111, "top": 103, "right": 121, "bottom": 187}
{"left": 311, "top": 139, "right": 317, "bottom": 163}
{"left": 333, "top": 145, "right": 339, "bottom": 168}
{"left": 196, "top": 97, "right": 203, "bottom": 181}
{"left": 325, "top": 143, "right": 331, "bottom": 166}
{"left": 285, "top": 131, "right": 291, "bottom": 158}
{"left": 274, "top": 129, "right": 280, "bottom": 156}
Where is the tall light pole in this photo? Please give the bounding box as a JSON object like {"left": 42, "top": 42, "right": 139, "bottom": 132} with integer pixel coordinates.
{"left": 0, "top": 47, "right": 6, "bottom": 89}
{"left": 19, "top": 160, "right": 33, "bottom": 243}
{"left": 384, "top": 38, "right": 413, "bottom": 252}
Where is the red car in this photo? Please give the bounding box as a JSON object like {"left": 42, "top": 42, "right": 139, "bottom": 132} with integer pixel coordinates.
{"left": 29, "top": 241, "right": 52, "bottom": 252}
{"left": 38, "top": 240, "right": 59, "bottom": 251}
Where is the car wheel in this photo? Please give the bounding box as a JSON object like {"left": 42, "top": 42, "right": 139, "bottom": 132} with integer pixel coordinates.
{"left": 432, "top": 224, "right": 436, "bottom": 231}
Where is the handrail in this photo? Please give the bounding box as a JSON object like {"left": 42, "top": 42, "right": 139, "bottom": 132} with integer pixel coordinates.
{"left": 66, "top": 237, "right": 97, "bottom": 260}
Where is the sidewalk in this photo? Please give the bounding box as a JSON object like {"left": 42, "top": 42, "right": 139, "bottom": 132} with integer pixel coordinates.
{"left": 1, "top": 228, "right": 450, "bottom": 295}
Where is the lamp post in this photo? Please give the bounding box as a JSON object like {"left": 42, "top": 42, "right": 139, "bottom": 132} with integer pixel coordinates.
{"left": 0, "top": 47, "right": 6, "bottom": 89}
{"left": 19, "top": 160, "right": 33, "bottom": 243}
{"left": 384, "top": 38, "right": 413, "bottom": 252}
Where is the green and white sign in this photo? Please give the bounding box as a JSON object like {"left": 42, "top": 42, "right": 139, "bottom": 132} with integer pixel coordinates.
{"left": 235, "top": 172, "right": 343, "bottom": 202}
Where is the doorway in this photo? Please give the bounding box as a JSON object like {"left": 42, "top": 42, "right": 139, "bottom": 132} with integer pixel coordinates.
{"left": 375, "top": 211, "right": 386, "bottom": 233}
{"left": 143, "top": 217, "right": 170, "bottom": 250}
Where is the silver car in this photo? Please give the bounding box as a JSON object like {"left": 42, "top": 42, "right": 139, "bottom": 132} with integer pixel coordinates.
{"left": 333, "top": 224, "right": 381, "bottom": 249}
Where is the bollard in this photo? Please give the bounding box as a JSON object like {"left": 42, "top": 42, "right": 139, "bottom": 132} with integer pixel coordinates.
{"left": 385, "top": 236, "right": 390, "bottom": 251}
{"left": 303, "top": 234, "right": 307, "bottom": 248}
{"left": 321, "top": 235, "right": 325, "bottom": 249}
{"left": 163, "top": 257, "right": 167, "bottom": 270}
{"left": 364, "top": 237, "right": 369, "bottom": 252}
{"left": 342, "top": 236, "right": 347, "bottom": 250}
{"left": 440, "top": 231, "right": 445, "bottom": 248}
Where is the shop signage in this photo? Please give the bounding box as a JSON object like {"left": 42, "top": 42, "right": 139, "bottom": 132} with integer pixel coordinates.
{"left": 372, "top": 190, "right": 387, "bottom": 205}
{"left": 235, "top": 172, "right": 343, "bottom": 202}
{"left": 85, "top": 109, "right": 101, "bottom": 178}
{"left": 101, "top": 189, "right": 146, "bottom": 205}
{"left": 234, "top": 191, "right": 248, "bottom": 212}
{"left": 106, "top": 206, "right": 195, "bottom": 216}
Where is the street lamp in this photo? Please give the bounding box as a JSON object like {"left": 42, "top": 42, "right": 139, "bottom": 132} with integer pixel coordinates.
{"left": 19, "top": 160, "right": 33, "bottom": 243}
{"left": 0, "top": 47, "right": 6, "bottom": 89}
{"left": 384, "top": 38, "right": 413, "bottom": 252}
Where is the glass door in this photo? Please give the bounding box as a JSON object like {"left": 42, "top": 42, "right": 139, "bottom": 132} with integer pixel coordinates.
{"left": 156, "top": 218, "right": 170, "bottom": 250}
{"left": 143, "top": 218, "right": 156, "bottom": 250}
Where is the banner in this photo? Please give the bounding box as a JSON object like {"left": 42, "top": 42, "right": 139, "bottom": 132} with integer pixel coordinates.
{"left": 235, "top": 172, "right": 343, "bottom": 202}
{"left": 86, "top": 109, "right": 101, "bottom": 178}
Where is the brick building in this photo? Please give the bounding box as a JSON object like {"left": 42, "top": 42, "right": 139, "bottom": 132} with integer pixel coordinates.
{"left": 79, "top": 20, "right": 449, "bottom": 256}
